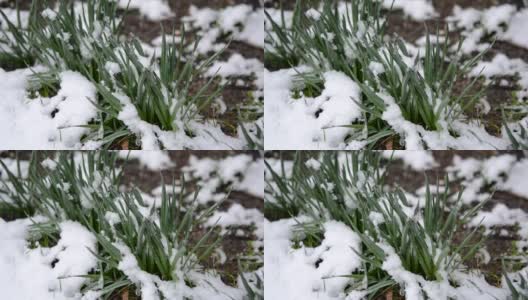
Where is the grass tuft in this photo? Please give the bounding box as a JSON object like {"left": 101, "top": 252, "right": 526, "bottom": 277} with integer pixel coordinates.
{"left": 0, "top": 0, "right": 224, "bottom": 148}
{"left": 265, "top": 151, "right": 487, "bottom": 298}
{"left": 0, "top": 152, "right": 223, "bottom": 298}
{"left": 265, "top": 0, "right": 487, "bottom": 148}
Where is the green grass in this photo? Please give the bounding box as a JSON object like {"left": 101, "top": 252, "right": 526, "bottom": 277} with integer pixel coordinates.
{"left": 265, "top": 0, "right": 487, "bottom": 148}
{"left": 265, "top": 151, "right": 487, "bottom": 298}
{"left": 503, "top": 108, "right": 528, "bottom": 150}
{"left": 239, "top": 266, "right": 264, "bottom": 300}
{"left": 503, "top": 260, "right": 528, "bottom": 300}
{"left": 0, "top": 152, "right": 225, "bottom": 298}
{"left": 0, "top": 0, "right": 224, "bottom": 148}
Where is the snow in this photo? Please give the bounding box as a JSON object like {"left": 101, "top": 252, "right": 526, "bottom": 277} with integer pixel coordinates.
{"left": 469, "top": 203, "right": 528, "bottom": 253}
{"left": 0, "top": 218, "right": 98, "bottom": 300}
{"left": 264, "top": 69, "right": 363, "bottom": 149}
{"left": 41, "top": 158, "right": 58, "bottom": 170}
{"left": 378, "top": 243, "right": 425, "bottom": 300}
{"left": 184, "top": 4, "right": 264, "bottom": 53}
{"left": 116, "top": 0, "right": 174, "bottom": 21}
{"left": 446, "top": 154, "right": 528, "bottom": 251}
{"left": 448, "top": 6, "right": 482, "bottom": 31}
{"left": 382, "top": 150, "right": 437, "bottom": 171}
{"left": 0, "top": 8, "right": 30, "bottom": 29}
{"left": 265, "top": 62, "right": 512, "bottom": 149}
{"left": 0, "top": 69, "right": 98, "bottom": 149}
{"left": 206, "top": 203, "right": 264, "bottom": 239}
{"left": 49, "top": 221, "right": 98, "bottom": 296}
{"left": 447, "top": 154, "right": 528, "bottom": 203}
{"left": 503, "top": 9, "right": 528, "bottom": 49}
{"left": 0, "top": 157, "right": 30, "bottom": 179}
{"left": 265, "top": 218, "right": 362, "bottom": 300}
{"left": 118, "top": 150, "right": 175, "bottom": 171}
{"left": 448, "top": 5, "right": 528, "bottom": 52}
{"left": 470, "top": 54, "right": 527, "bottom": 80}
{"left": 380, "top": 94, "right": 424, "bottom": 150}
{"left": 1, "top": 153, "right": 262, "bottom": 300}
{"left": 41, "top": 8, "right": 57, "bottom": 20}
{"left": 114, "top": 242, "right": 163, "bottom": 300}
{"left": 501, "top": 159, "right": 528, "bottom": 199}
{"left": 206, "top": 53, "right": 264, "bottom": 89}
{"left": 182, "top": 154, "right": 264, "bottom": 203}
{"left": 306, "top": 158, "right": 321, "bottom": 170}
{"left": 469, "top": 203, "right": 528, "bottom": 229}
{"left": 382, "top": 0, "right": 437, "bottom": 21}
{"left": 481, "top": 5, "right": 517, "bottom": 34}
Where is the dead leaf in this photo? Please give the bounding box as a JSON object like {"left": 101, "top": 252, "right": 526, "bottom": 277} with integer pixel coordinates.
{"left": 121, "top": 288, "right": 129, "bottom": 300}
{"left": 385, "top": 288, "right": 393, "bottom": 300}
{"left": 385, "top": 137, "right": 394, "bottom": 150}
{"left": 120, "top": 139, "right": 129, "bottom": 150}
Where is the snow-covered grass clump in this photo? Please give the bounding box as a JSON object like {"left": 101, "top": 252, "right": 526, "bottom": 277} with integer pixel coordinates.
{"left": 0, "top": 152, "right": 264, "bottom": 300}
{"left": 265, "top": 151, "right": 527, "bottom": 299}
{"left": 0, "top": 0, "right": 259, "bottom": 150}
{"left": 264, "top": 0, "right": 526, "bottom": 150}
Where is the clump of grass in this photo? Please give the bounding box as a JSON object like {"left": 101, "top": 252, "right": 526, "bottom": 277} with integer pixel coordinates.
{"left": 0, "top": 0, "right": 223, "bottom": 148}
{"left": 265, "top": 0, "right": 486, "bottom": 148}
{"left": 0, "top": 152, "right": 222, "bottom": 298}
{"left": 265, "top": 151, "right": 487, "bottom": 298}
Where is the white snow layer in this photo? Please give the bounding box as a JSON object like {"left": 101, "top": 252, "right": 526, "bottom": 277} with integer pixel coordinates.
{"left": 265, "top": 69, "right": 364, "bottom": 149}
{"left": 182, "top": 154, "right": 264, "bottom": 204}
{"left": 183, "top": 4, "right": 264, "bottom": 53}
{"left": 0, "top": 219, "right": 98, "bottom": 300}
{"left": 118, "top": 150, "right": 175, "bottom": 171}
{"left": 265, "top": 218, "right": 362, "bottom": 300}
{"left": 206, "top": 203, "right": 264, "bottom": 239}
{"left": 382, "top": 150, "right": 437, "bottom": 171}
{"left": 116, "top": 0, "right": 173, "bottom": 21}
{"left": 382, "top": 0, "right": 437, "bottom": 21}
{"left": 448, "top": 5, "right": 528, "bottom": 51}
{"left": 448, "top": 154, "right": 528, "bottom": 202}
{"left": 0, "top": 69, "right": 98, "bottom": 149}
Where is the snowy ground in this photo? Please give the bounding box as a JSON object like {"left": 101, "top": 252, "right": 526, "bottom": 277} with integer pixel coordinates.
{"left": 0, "top": 0, "right": 263, "bottom": 150}
{"left": 0, "top": 150, "right": 264, "bottom": 300}
{"left": 264, "top": 150, "right": 528, "bottom": 299}
{"left": 264, "top": 0, "right": 528, "bottom": 150}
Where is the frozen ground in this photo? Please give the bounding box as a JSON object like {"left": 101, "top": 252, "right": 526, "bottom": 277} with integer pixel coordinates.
{"left": 0, "top": 0, "right": 263, "bottom": 150}
{"left": 264, "top": 150, "right": 528, "bottom": 299}
{"left": 0, "top": 150, "right": 264, "bottom": 300}
{"left": 264, "top": 0, "right": 528, "bottom": 150}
